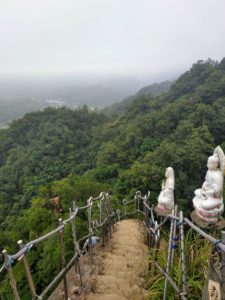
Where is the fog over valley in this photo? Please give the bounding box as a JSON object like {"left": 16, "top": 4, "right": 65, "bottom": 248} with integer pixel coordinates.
{"left": 0, "top": 71, "right": 178, "bottom": 126}
{"left": 1, "top": 0, "right": 225, "bottom": 126}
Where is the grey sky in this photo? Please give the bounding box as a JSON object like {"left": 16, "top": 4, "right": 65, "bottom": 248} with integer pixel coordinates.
{"left": 0, "top": 0, "right": 225, "bottom": 79}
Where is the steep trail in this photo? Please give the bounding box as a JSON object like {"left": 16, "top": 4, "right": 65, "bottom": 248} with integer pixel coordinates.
{"left": 86, "top": 219, "right": 148, "bottom": 300}
{"left": 48, "top": 219, "right": 148, "bottom": 300}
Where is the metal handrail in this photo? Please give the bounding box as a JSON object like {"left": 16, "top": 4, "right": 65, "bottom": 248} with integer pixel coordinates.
{"left": 2, "top": 188, "right": 224, "bottom": 300}
{"left": 0, "top": 191, "right": 116, "bottom": 300}
{"left": 133, "top": 190, "right": 225, "bottom": 300}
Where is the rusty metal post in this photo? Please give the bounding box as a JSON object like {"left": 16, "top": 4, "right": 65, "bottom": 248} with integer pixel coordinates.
{"left": 221, "top": 231, "right": 225, "bottom": 298}
{"left": 179, "top": 211, "right": 187, "bottom": 298}
{"left": 2, "top": 249, "right": 21, "bottom": 300}
{"left": 17, "top": 240, "right": 36, "bottom": 300}
{"left": 59, "top": 218, "right": 68, "bottom": 299}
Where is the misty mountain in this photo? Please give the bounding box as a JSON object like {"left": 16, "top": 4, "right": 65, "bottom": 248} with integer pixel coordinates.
{"left": 104, "top": 80, "right": 173, "bottom": 114}
{"left": 136, "top": 80, "right": 172, "bottom": 97}
{"left": 0, "top": 75, "right": 149, "bottom": 126}
{"left": 0, "top": 84, "right": 124, "bottom": 126}
{"left": 0, "top": 79, "right": 173, "bottom": 127}
{"left": 55, "top": 84, "right": 123, "bottom": 107}
{"left": 0, "top": 97, "right": 47, "bottom": 126}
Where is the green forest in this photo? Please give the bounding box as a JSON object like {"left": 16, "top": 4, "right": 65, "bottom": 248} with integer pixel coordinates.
{"left": 1, "top": 58, "right": 225, "bottom": 298}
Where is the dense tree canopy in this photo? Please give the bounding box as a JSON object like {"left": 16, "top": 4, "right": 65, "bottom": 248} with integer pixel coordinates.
{"left": 1, "top": 58, "right": 225, "bottom": 298}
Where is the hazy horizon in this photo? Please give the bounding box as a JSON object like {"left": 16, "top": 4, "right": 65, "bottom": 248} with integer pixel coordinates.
{"left": 0, "top": 70, "right": 178, "bottom": 99}
{"left": 1, "top": 0, "right": 225, "bottom": 116}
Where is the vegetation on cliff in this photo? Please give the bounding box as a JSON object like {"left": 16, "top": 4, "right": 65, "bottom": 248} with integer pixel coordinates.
{"left": 1, "top": 58, "right": 225, "bottom": 298}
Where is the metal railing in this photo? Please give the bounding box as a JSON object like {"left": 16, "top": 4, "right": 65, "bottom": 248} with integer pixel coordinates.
{"left": 2, "top": 189, "right": 225, "bottom": 300}
{"left": 122, "top": 191, "right": 225, "bottom": 300}
{"left": 0, "top": 192, "right": 117, "bottom": 300}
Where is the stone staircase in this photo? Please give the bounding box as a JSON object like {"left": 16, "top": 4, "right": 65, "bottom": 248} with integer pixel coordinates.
{"left": 86, "top": 219, "right": 148, "bottom": 300}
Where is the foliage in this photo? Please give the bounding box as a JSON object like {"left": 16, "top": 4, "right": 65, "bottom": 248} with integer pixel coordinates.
{"left": 146, "top": 229, "right": 211, "bottom": 300}
{"left": 0, "top": 58, "right": 225, "bottom": 298}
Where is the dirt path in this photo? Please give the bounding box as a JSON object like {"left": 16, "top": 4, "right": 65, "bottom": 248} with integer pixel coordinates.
{"left": 86, "top": 219, "right": 148, "bottom": 300}
{"left": 48, "top": 219, "right": 148, "bottom": 300}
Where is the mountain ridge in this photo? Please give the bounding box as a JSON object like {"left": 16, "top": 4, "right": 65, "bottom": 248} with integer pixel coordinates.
{"left": 103, "top": 80, "right": 173, "bottom": 115}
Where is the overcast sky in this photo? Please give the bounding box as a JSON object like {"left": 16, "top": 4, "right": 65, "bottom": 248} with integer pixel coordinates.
{"left": 0, "top": 0, "right": 225, "bottom": 80}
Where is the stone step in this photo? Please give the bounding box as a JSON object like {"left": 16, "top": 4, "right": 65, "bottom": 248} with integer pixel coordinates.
{"left": 87, "top": 293, "right": 128, "bottom": 300}
{"left": 92, "top": 275, "right": 141, "bottom": 297}
{"left": 84, "top": 220, "right": 148, "bottom": 300}
{"left": 102, "top": 259, "right": 143, "bottom": 273}
{"left": 109, "top": 249, "right": 145, "bottom": 257}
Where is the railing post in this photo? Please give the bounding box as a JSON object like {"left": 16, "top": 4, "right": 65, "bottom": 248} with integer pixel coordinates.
{"left": 17, "top": 240, "right": 36, "bottom": 300}
{"left": 72, "top": 202, "right": 77, "bottom": 247}
{"left": 149, "top": 230, "right": 156, "bottom": 272}
{"left": 116, "top": 209, "right": 120, "bottom": 222}
{"left": 179, "top": 211, "right": 187, "bottom": 299}
{"left": 163, "top": 209, "right": 175, "bottom": 300}
{"left": 124, "top": 200, "right": 127, "bottom": 219}
{"left": 107, "top": 195, "right": 112, "bottom": 238}
{"left": 75, "top": 242, "right": 83, "bottom": 287}
{"left": 59, "top": 218, "right": 68, "bottom": 299}
{"left": 137, "top": 196, "right": 140, "bottom": 221}
{"left": 70, "top": 205, "right": 82, "bottom": 287}
{"left": 99, "top": 197, "right": 105, "bottom": 247}
{"left": 144, "top": 196, "right": 150, "bottom": 249}
{"left": 2, "top": 249, "right": 21, "bottom": 300}
{"left": 135, "top": 195, "right": 137, "bottom": 220}
{"left": 87, "top": 198, "right": 93, "bottom": 264}
{"left": 154, "top": 220, "right": 161, "bottom": 274}
{"left": 171, "top": 205, "right": 178, "bottom": 266}
{"left": 71, "top": 204, "right": 77, "bottom": 260}
{"left": 144, "top": 198, "right": 147, "bottom": 237}
{"left": 221, "top": 231, "right": 225, "bottom": 298}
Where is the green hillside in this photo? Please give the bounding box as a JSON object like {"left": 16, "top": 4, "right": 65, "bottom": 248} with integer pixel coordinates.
{"left": 0, "top": 58, "right": 225, "bottom": 298}
{"left": 0, "top": 97, "right": 47, "bottom": 125}
{"left": 104, "top": 80, "right": 172, "bottom": 115}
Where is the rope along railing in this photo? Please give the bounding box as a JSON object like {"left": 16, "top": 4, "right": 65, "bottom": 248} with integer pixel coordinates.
{"left": 122, "top": 191, "right": 225, "bottom": 300}
{"left": 0, "top": 192, "right": 118, "bottom": 300}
